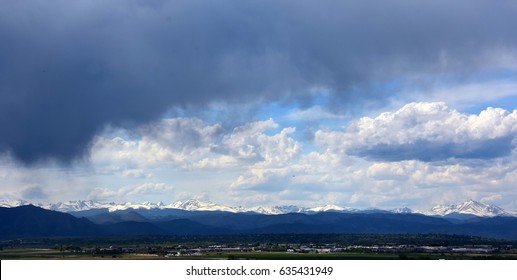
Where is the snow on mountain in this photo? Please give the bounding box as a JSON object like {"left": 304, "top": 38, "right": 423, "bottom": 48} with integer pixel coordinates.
{"left": 45, "top": 200, "right": 116, "bottom": 212}
{"left": 0, "top": 199, "right": 160, "bottom": 212}
{"left": 1, "top": 198, "right": 515, "bottom": 217}
{"left": 423, "top": 200, "right": 515, "bottom": 217}
{"left": 107, "top": 201, "right": 163, "bottom": 212}
{"left": 249, "top": 205, "right": 308, "bottom": 215}
{"left": 167, "top": 199, "right": 241, "bottom": 213}
{"left": 307, "top": 204, "right": 357, "bottom": 213}
{"left": 391, "top": 207, "right": 414, "bottom": 214}
{"left": 271, "top": 205, "right": 308, "bottom": 214}
{"left": 250, "top": 204, "right": 358, "bottom": 214}
{"left": 0, "top": 199, "right": 31, "bottom": 208}
{"left": 248, "top": 206, "right": 284, "bottom": 215}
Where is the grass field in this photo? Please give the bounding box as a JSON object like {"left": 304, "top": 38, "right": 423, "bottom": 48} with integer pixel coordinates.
{"left": 2, "top": 248, "right": 517, "bottom": 260}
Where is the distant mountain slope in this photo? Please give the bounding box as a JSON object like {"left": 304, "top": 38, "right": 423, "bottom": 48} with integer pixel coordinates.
{"left": 0, "top": 205, "right": 101, "bottom": 237}
{"left": 192, "top": 212, "right": 454, "bottom": 234}
{"left": 86, "top": 211, "right": 149, "bottom": 224}
{"left": 103, "top": 221, "right": 166, "bottom": 235}
{"left": 155, "top": 219, "right": 235, "bottom": 235}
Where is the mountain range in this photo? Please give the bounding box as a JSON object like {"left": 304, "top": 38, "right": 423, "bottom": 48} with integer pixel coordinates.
{"left": 0, "top": 198, "right": 515, "bottom": 218}
{"left": 1, "top": 203, "right": 517, "bottom": 240}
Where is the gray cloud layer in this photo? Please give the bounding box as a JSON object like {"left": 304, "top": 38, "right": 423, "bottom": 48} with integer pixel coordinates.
{"left": 1, "top": 0, "right": 517, "bottom": 163}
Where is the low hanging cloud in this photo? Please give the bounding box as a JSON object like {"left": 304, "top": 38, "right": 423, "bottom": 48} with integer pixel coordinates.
{"left": 91, "top": 118, "right": 222, "bottom": 168}
{"left": 316, "top": 102, "right": 517, "bottom": 162}
{"left": 87, "top": 182, "right": 174, "bottom": 201}
{"left": 91, "top": 117, "right": 301, "bottom": 170}
{"left": 1, "top": 0, "right": 517, "bottom": 164}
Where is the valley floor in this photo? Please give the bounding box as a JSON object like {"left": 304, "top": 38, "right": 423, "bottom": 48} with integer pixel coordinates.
{"left": 1, "top": 234, "right": 517, "bottom": 260}
{"left": 2, "top": 248, "right": 517, "bottom": 260}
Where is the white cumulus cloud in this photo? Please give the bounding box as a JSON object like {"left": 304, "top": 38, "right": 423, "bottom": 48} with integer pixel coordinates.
{"left": 316, "top": 102, "right": 517, "bottom": 162}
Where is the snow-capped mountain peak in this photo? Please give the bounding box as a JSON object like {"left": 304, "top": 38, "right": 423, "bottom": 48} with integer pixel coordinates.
{"left": 307, "top": 204, "right": 355, "bottom": 212}
{"left": 107, "top": 201, "right": 163, "bottom": 212}
{"left": 46, "top": 200, "right": 116, "bottom": 212}
{"left": 1, "top": 198, "right": 515, "bottom": 217}
{"left": 249, "top": 206, "right": 283, "bottom": 215}
{"left": 391, "top": 207, "right": 414, "bottom": 214}
{"left": 248, "top": 205, "right": 307, "bottom": 215}
{"left": 424, "top": 200, "right": 510, "bottom": 217}
{"left": 0, "top": 199, "right": 31, "bottom": 208}
{"left": 169, "top": 199, "right": 239, "bottom": 213}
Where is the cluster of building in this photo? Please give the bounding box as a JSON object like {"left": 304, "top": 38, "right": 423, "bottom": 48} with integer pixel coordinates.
{"left": 82, "top": 242, "right": 514, "bottom": 257}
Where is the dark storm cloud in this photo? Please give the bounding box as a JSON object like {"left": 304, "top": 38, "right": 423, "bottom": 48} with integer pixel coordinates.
{"left": 348, "top": 137, "right": 515, "bottom": 162}
{"left": 1, "top": 0, "right": 517, "bottom": 164}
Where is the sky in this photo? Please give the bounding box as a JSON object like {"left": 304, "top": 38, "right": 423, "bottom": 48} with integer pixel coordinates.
{"left": 1, "top": 0, "right": 517, "bottom": 211}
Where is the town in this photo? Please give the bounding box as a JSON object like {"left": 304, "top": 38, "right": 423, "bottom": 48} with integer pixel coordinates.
{"left": 2, "top": 234, "right": 517, "bottom": 260}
